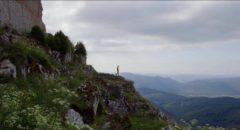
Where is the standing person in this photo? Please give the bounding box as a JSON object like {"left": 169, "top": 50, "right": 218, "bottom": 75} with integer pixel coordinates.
{"left": 117, "top": 65, "right": 119, "bottom": 76}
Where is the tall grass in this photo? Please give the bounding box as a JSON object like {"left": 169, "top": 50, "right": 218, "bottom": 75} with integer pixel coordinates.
{"left": 1, "top": 41, "right": 56, "bottom": 69}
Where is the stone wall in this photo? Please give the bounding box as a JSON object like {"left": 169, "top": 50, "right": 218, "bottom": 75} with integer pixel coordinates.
{"left": 0, "top": 0, "right": 45, "bottom": 33}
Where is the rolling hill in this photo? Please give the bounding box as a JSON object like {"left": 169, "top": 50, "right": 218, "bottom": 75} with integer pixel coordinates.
{"left": 122, "top": 72, "right": 240, "bottom": 97}
{"left": 137, "top": 87, "right": 240, "bottom": 129}
{"left": 121, "top": 73, "right": 182, "bottom": 94}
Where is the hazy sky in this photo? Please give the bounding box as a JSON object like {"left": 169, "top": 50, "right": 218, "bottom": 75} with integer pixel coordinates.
{"left": 42, "top": 1, "right": 240, "bottom": 76}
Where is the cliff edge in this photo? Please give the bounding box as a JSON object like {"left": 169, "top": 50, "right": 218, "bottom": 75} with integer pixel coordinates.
{"left": 0, "top": 0, "right": 45, "bottom": 33}
{"left": 0, "top": 1, "right": 178, "bottom": 130}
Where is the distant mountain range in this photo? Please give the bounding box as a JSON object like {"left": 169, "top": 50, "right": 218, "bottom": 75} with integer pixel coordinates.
{"left": 122, "top": 73, "right": 240, "bottom": 128}
{"left": 122, "top": 73, "right": 181, "bottom": 94}
{"left": 137, "top": 87, "right": 240, "bottom": 129}
{"left": 122, "top": 72, "right": 240, "bottom": 97}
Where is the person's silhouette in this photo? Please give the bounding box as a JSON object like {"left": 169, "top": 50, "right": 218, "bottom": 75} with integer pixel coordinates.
{"left": 117, "top": 65, "right": 119, "bottom": 76}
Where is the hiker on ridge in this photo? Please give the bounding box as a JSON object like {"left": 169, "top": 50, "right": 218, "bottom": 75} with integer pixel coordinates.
{"left": 117, "top": 65, "right": 119, "bottom": 76}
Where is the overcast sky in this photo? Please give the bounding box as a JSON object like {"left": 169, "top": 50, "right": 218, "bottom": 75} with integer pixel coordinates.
{"left": 42, "top": 1, "right": 240, "bottom": 76}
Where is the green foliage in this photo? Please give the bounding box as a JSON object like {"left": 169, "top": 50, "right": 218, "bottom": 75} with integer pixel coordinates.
{"left": 75, "top": 42, "right": 87, "bottom": 57}
{"left": 0, "top": 76, "right": 79, "bottom": 130}
{"left": 130, "top": 114, "right": 167, "bottom": 130}
{"left": 30, "top": 25, "right": 45, "bottom": 44}
{"left": 62, "top": 62, "right": 86, "bottom": 90}
{"left": 183, "top": 119, "right": 226, "bottom": 130}
{"left": 45, "top": 33, "right": 54, "bottom": 48}
{"left": 0, "top": 28, "right": 178, "bottom": 130}
{"left": 161, "top": 97, "right": 240, "bottom": 129}
{"left": 0, "top": 25, "right": 4, "bottom": 35}
{"left": 2, "top": 41, "right": 55, "bottom": 69}
{"left": 47, "top": 31, "right": 74, "bottom": 54}
{"left": 91, "top": 115, "right": 106, "bottom": 129}
{"left": 140, "top": 88, "right": 240, "bottom": 129}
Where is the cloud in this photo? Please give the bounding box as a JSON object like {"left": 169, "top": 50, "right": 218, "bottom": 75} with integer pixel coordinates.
{"left": 74, "top": 1, "right": 240, "bottom": 43}
{"left": 42, "top": 1, "right": 240, "bottom": 75}
{"left": 43, "top": 1, "right": 240, "bottom": 49}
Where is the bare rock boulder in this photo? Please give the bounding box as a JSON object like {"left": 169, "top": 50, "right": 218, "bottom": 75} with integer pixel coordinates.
{"left": 0, "top": 59, "right": 16, "bottom": 78}
{"left": 0, "top": 0, "right": 45, "bottom": 33}
{"left": 63, "top": 52, "right": 72, "bottom": 63}
{"left": 65, "top": 109, "right": 94, "bottom": 130}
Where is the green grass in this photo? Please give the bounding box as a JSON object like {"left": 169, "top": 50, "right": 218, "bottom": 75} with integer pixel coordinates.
{"left": 0, "top": 54, "right": 96, "bottom": 130}
{"left": 130, "top": 114, "right": 168, "bottom": 130}
{"left": 1, "top": 41, "right": 56, "bottom": 70}
{"left": 0, "top": 25, "right": 4, "bottom": 35}
{"left": 91, "top": 115, "right": 107, "bottom": 129}
{"left": 0, "top": 72, "right": 91, "bottom": 130}
{"left": 0, "top": 65, "right": 173, "bottom": 130}
{"left": 0, "top": 33, "right": 176, "bottom": 130}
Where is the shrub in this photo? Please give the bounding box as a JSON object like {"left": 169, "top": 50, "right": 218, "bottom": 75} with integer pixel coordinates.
{"left": 0, "top": 77, "right": 79, "bottom": 130}
{"left": 0, "top": 25, "right": 4, "bottom": 35}
{"left": 30, "top": 25, "right": 45, "bottom": 44}
{"left": 2, "top": 41, "right": 55, "bottom": 69}
{"left": 74, "top": 42, "right": 87, "bottom": 57}
{"left": 47, "top": 31, "right": 74, "bottom": 54}
{"left": 130, "top": 114, "right": 167, "bottom": 130}
{"left": 46, "top": 33, "right": 54, "bottom": 48}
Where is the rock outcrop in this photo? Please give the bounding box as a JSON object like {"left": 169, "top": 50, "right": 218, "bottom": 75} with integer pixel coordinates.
{"left": 0, "top": 0, "right": 45, "bottom": 33}
{"left": 63, "top": 52, "right": 72, "bottom": 63}
{"left": 0, "top": 59, "right": 16, "bottom": 78}
{"left": 66, "top": 109, "right": 93, "bottom": 130}
{"left": 66, "top": 109, "right": 85, "bottom": 128}
{"left": 71, "top": 73, "right": 177, "bottom": 129}
{"left": 0, "top": 1, "right": 179, "bottom": 129}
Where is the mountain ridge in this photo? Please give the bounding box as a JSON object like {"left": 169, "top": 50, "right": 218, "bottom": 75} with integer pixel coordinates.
{"left": 122, "top": 72, "right": 240, "bottom": 97}
{"left": 0, "top": 19, "right": 177, "bottom": 130}
{"left": 137, "top": 87, "right": 240, "bottom": 129}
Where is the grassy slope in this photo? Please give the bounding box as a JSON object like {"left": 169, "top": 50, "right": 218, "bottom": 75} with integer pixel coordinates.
{"left": 0, "top": 40, "right": 170, "bottom": 129}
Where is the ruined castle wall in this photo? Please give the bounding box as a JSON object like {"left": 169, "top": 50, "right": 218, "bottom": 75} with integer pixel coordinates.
{"left": 0, "top": 0, "right": 45, "bottom": 33}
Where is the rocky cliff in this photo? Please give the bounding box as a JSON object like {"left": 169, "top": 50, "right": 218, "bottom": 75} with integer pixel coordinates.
{"left": 0, "top": 0, "right": 45, "bottom": 33}
{"left": 0, "top": 1, "right": 178, "bottom": 130}
{"left": 0, "top": 31, "right": 177, "bottom": 129}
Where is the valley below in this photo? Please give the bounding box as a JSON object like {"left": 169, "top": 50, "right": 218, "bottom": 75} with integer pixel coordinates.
{"left": 122, "top": 73, "right": 240, "bottom": 129}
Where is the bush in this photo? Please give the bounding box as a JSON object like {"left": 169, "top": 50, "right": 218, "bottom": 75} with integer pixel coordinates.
{"left": 47, "top": 31, "right": 74, "bottom": 54}
{"left": 74, "top": 42, "right": 87, "bottom": 57}
{"left": 0, "top": 25, "right": 4, "bottom": 35}
{"left": 1, "top": 41, "right": 55, "bottom": 69}
{"left": 46, "top": 33, "right": 54, "bottom": 48}
{"left": 130, "top": 114, "right": 167, "bottom": 130}
{"left": 30, "top": 25, "right": 45, "bottom": 44}
{"left": 0, "top": 77, "right": 79, "bottom": 130}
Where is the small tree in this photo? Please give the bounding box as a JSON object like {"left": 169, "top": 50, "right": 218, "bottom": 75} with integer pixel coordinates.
{"left": 52, "top": 31, "right": 74, "bottom": 54}
{"left": 74, "top": 42, "right": 87, "bottom": 57}
{"left": 46, "top": 33, "right": 54, "bottom": 48}
{"left": 30, "top": 25, "right": 45, "bottom": 43}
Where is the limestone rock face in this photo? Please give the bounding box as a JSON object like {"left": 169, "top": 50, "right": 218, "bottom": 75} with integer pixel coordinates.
{"left": 101, "top": 122, "right": 111, "bottom": 130}
{"left": 84, "top": 65, "right": 97, "bottom": 74}
{"left": 80, "top": 55, "right": 87, "bottom": 65}
{"left": 66, "top": 109, "right": 85, "bottom": 128}
{"left": 93, "top": 95, "right": 100, "bottom": 115}
{"left": 63, "top": 52, "right": 72, "bottom": 63}
{"left": 74, "top": 54, "right": 86, "bottom": 65}
{"left": 0, "top": 0, "right": 45, "bottom": 33}
{"left": 0, "top": 32, "right": 11, "bottom": 45}
{"left": 66, "top": 109, "right": 94, "bottom": 130}
{"left": 0, "top": 59, "right": 16, "bottom": 78}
